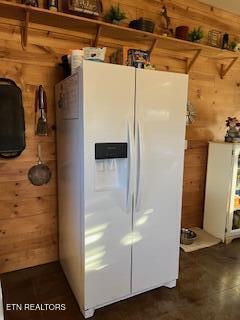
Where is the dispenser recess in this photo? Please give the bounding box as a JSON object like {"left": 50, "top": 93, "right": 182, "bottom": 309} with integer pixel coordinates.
{"left": 95, "top": 143, "right": 128, "bottom": 160}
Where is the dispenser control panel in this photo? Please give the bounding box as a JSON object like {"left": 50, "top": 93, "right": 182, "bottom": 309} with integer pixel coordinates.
{"left": 95, "top": 143, "right": 128, "bottom": 160}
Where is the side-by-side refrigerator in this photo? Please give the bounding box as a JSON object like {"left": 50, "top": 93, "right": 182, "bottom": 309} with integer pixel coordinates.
{"left": 55, "top": 60, "right": 188, "bottom": 318}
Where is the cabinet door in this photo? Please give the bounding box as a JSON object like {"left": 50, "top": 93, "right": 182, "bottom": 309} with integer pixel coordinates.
{"left": 132, "top": 69, "right": 188, "bottom": 293}
{"left": 227, "top": 147, "right": 240, "bottom": 235}
{"left": 83, "top": 61, "right": 135, "bottom": 309}
{"left": 203, "top": 143, "right": 233, "bottom": 241}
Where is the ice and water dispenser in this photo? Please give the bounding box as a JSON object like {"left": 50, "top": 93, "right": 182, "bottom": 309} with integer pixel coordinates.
{"left": 94, "top": 143, "right": 128, "bottom": 191}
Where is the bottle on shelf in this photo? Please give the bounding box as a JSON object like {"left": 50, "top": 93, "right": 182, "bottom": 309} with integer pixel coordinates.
{"left": 48, "top": 0, "right": 58, "bottom": 11}
{"left": 222, "top": 33, "right": 229, "bottom": 49}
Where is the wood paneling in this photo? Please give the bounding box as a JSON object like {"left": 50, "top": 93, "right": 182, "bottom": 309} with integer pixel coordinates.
{"left": 182, "top": 141, "right": 208, "bottom": 228}
{"left": 0, "top": 0, "right": 240, "bottom": 272}
{"left": 0, "top": 40, "right": 61, "bottom": 273}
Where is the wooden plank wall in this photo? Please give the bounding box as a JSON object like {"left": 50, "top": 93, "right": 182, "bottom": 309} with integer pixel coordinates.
{"left": 0, "top": 43, "right": 62, "bottom": 273}
{"left": 0, "top": 0, "right": 240, "bottom": 273}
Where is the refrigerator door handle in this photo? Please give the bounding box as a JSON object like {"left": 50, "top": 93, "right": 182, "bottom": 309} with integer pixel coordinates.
{"left": 135, "top": 121, "right": 143, "bottom": 212}
{"left": 126, "top": 121, "right": 134, "bottom": 213}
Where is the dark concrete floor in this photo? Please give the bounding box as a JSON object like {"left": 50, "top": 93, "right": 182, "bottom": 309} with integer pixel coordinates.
{"left": 2, "top": 239, "right": 240, "bottom": 320}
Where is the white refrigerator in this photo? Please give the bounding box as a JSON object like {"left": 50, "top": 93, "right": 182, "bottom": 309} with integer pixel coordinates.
{"left": 55, "top": 60, "right": 188, "bottom": 318}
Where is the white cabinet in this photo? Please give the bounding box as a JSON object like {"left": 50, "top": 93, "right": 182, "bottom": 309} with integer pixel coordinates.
{"left": 204, "top": 142, "right": 240, "bottom": 243}
{"left": 55, "top": 61, "right": 188, "bottom": 318}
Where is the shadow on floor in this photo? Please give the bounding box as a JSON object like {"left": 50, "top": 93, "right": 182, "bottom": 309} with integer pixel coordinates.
{"left": 2, "top": 239, "right": 240, "bottom": 320}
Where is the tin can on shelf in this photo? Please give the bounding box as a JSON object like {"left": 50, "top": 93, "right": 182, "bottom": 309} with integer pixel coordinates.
{"left": 48, "top": 0, "right": 58, "bottom": 11}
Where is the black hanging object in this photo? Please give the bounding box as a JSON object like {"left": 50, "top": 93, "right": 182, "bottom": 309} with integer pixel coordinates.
{"left": 0, "top": 78, "right": 26, "bottom": 158}
{"left": 59, "top": 55, "right": 71, "bottom": 78}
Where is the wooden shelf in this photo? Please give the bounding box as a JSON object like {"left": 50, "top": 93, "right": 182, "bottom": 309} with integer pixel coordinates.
{"left": 0, "top": 0, "right": 239, "bottom": 76}
{"left": 0, "top": 1, "right": 156, "bottom": 46}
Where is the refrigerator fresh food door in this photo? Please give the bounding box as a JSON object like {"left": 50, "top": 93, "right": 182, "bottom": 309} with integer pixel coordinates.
{"left": 132, "top": 69, "right": 188, "bottom": 293}
{"left": 83, "top": 61, "right": 135, "bottom": 309}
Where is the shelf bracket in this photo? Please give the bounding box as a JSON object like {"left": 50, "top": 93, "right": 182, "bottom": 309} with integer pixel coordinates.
{"left": 149, "top": 39, "right": 158, "bottom": 55}
{"left": 185, "top": 49, "right": 202, "bottom": 74}
{"left": 21, "top": 9, "right": 30, "bottom": 48}
{"left": 219, "top": 57, "right": 238, "bottom": 79}
{"left": 93, "top": 25, "right": 102, "bottom": 47}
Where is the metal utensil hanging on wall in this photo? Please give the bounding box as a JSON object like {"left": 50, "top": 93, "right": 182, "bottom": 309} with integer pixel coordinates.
{"left": 36, "top": 85, "right": 48, "bottom": 136}
{"left": 28, "top": 144, "right": 52, "bottom": 186}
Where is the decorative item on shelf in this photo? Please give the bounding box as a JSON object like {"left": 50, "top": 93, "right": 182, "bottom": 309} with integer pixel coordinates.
{"left": 229, "top": 41, "right": 237, "bottom": 52}
{"left": 105, "top": 4, "right": 126, "bottom": 25}
{"left": 129, "top": 18, "right": 155, "bottom": 33}
{"left": 22, "top": 0, "right": 38, "bottom": 7}
{"left": 186, "top": 101, "right": 197, "bottom": 125}
{"left": 48, "top": 0, "right": 58, "bottom": 11}
{"left": 208, "top": 30, "right": 221, "bottom": 48}
{"left": 63, "top": 0, "right": 102, "bottom": 17}
{"left": 127, "top": 49, "right": 151, "bottom": 69}
{"left": 225, "top": 117, "right": 240, "bottom": 143}
{"left": 175, "top": 26, "right": 189, "bottom": 41}
{"left": 189, "top": 26, "right": 204, "bottom": 43}
{"left": 234, "top": 43, "right": 240, "bottom": 52}
{"left": 160, "top": 5, "right": 174, "bottom": 36}
{"left": 221, "top": 33, "right": 229, "bottom": 50}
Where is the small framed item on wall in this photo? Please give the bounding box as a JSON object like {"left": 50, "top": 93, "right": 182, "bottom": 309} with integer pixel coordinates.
{"left": 67, "top": 0, "right": 102, "bottom": 17}
{"left": 208, "top": 29, "right": 221, "bottom": 48}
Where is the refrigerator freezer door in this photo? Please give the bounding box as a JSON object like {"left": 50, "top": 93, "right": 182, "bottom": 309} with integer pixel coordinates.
{"left": 55, "top": 73, "right": 85, "bottom": 311}
{"left": 132, "top": 69, "right": 188, "bottom": 293}
{"left": 83, "top": 61, "right": 135, "bottom": 309}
